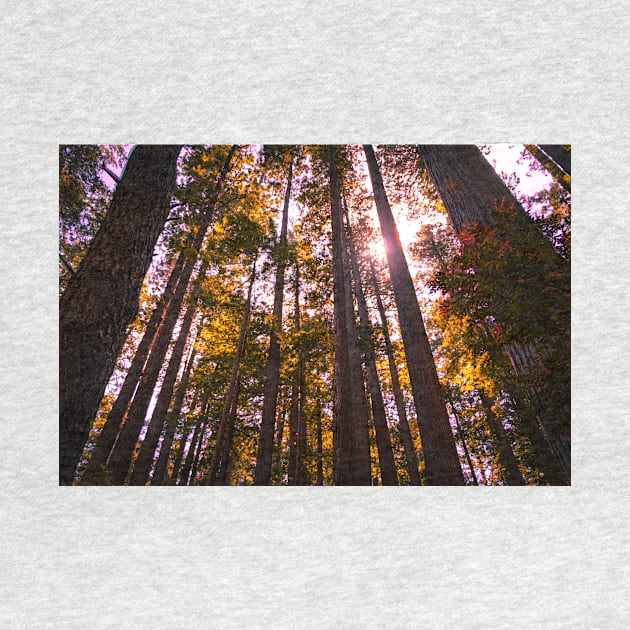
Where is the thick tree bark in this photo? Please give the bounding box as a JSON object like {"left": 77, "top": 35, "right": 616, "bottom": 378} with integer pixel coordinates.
{"left": 368, "top": 260, "right": 422, "bottom": 486}
{"left": 60, "top": 144, "right": 181, "bottom": 484}
{"left": 206, "top": 260, "right": 257, "bottom": 485}
{"left": 80, "top": 250, "right": 188, "bottom": 483}
{"left": 345, "top": 217, "right": 398, "bottom": 485}
{"left": 151, "top": 337, "right": 199, "bottom": 485}
{"left": 254, "top": 161, "right": 293, "bottom": 485}
{"left": 329, "top": 146, "right": 372, "bottom": 485}
{"left": 128, "top": 302, "right": 198, "bottom": 485}
{"left": 364, "top": 144, "right": 464, "bottom": 485}
{"left": 538, "top": 144, "right": 571, "bottom": 175}
{"left": 525, "top": 145, "right": 571, "bottom": 193}
{"left": 104, "top": 148, "right": 237, "bottom": 485}
{"left": 417, "top": 144, "right": 570, "bottom": 483}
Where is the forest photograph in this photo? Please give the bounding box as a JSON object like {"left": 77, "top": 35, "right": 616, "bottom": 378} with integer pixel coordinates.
{"left": 59, "top": 144, "right": 571, "bottom": 486}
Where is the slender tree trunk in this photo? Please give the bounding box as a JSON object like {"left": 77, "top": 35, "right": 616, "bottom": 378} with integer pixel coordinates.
{"left": 364, "top": 144, "right": 464, "bottom": 485}
{"left": 315, "top": 401, "right": 324, "bottom": 486}
{"left": 254, "top": 161, "right": 293, "bottom": 485}
{"left": 215, "top": 380, "right": 242, "bottom": 485}
{"left": 272, "top": 397, "right": 288, "bottom": 483}
{"left": 105, "top": 149, "right": 237, "bottom": 485}
{"left": 128, "top": 302, "right": 198, "bottom": 485}
{"left": 368, "top": 260, "right": 422, "bottom": 486}
{"left": 60, "top": 144, "right": 181, "bottom": 484}
{"left": 445, "top": 394, "right": 479, "bottom": 486}
{"left": 329, "top": 146, "right": 372, "bottom": 485}
{"left": 178, "top": 418, "right": 206, "bottom": 486}
{"left": 480, "top": 391, "right": 526, "bottom": 485}
{"left": 525, "top": 145, "right": 571, "bottom": 193}
{"left": 538, "top": 145, "right": 571, "bottom": 175}
{"left": 151, "top": 337, "right": 199, "bottom": 485}
{"left": 345, "top": 215, "right": 398, "bottom": 485}
{"left": 207, "top": 259, "right": 257, "bottom": 485}
{"left": 81, "top": 250, "right": 187, "bottom": 483}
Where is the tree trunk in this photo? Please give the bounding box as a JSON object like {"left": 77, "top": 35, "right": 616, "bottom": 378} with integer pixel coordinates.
{"left": 538, "top": 144, "right": 571, "bottom": 175}
{"left": 60, "top": 145, "right": 181, "bottom": 484}
{"left": 272, "top": 396, "right": 288, "bottom": 483}
{"left": 151, "top": 337, "right": 199, "bottom": 485}
{"left": 254, "top": 160, "right": 293, "bottom": 485}
{"left": 445, "top": 393, "right": 479, "bottom": 486}
{"left": 104, "top": 148, "right": 237, "bottom": 485}
{"left": 417, "top": 144, "right": 570, "bottom": 484}
{"left": 525, "top": 145, "right": 571, "bottom": 193}
{"left": 345, "top": 215, "right": 398, "bottom": 485}
{"left": 364, "top": 144, "right": 464, "bottom": 485}
{"left": 207, "top": 260, "right": 257, "bottom": 485}
{"left": 329, "top": 146, "right": 372, "bottom": 485}
{"left": 480, "top": 391, "right": 526, "bottom": 485}
{"left": 178, "top": 417, "right": 207, "bottom": 486}
{"left": 315, "top": 401, "right": 324, "bottom": 486}
{"left": 80, "top": 249, "right": 187, "bottom": 484}
{"left": 128, "top": 302, "right": 198, "bottom": 485}
{"left": 368, "top": 260, "right": 422, "bottom": 486}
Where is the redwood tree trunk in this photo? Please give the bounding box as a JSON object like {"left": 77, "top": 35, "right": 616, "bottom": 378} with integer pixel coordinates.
{"left": 254, "top": 160, "right": 293, "bottom": 485}
{"left": 538, "top": 144, "right": 571, "bottom": 175}
{"left": 345, "top": 216, "right": 398, "bottom": 485}
{"left": 329, "top": 146, "right": 372, "bottom": 485}
{"left": 151, "top": 338, "right": 199, "bottom": 485}
{"left": 368, "top": 260, "right": 422, "bottom": 486}
{"left": 60, "top": 144, "right": 181, "bottom": 485}
{"left": 80, "top": 249, "right": 188, "bottom": 483}
{"left": 364, "top": 144, "right": 464, "bottom": 485}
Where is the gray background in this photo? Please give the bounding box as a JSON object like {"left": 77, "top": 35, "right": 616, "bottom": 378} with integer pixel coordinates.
{"left": 1, "top": 1, "right": 628, "bottom": 627}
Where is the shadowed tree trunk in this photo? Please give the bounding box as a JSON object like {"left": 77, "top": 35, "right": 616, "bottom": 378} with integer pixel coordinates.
{"left": 345, "top": 214, "right": 398, "bottom": 485}
{"left": 368, "top": 260, "right": 422, "bottom": 486}
{"left": 206, "top": 259, "right": 257, "bottom": 485}
{"left": 525, "top": 145, "right": 571, "bottom": 193}
{"left": 480, "top": 391, "right": 526, "bottom": 485}
{"left": 445, "top": 393, "right": 479, "bottom": 486}
{"left": 128, "top": 302, "right": 199, "bottom": 485}
{"left": 151, "top": 336, "right": 199, "bottom": 485}
{"left": 60, "top": 144, "right": 181, "bottom": 485}
{"left": 329, "top": 146, "right": 372, "bottom": 486}
{"left": 315, "top": 401, "right": 324, "bottom": 486}
{"left": 417, "top": 144, "right": 570, "bottom": 484}
{"left": 538, "top": 145, "right": 571, "bottom": 175}
{"left": 254, "top": 160, "right": 294, "bottom": 485}
{"left": 272, "top": 397, "right": 288, "bottom": 483}
{"left": 364, "top": 144, "right": 464, "bottom": 485}
{"left": 80, "top": 249, "right": 188, "bottom": 483}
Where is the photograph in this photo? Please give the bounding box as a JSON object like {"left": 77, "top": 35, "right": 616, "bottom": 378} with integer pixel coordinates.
{"left": 60, "top": 144, "right": 571, "bottom": 486}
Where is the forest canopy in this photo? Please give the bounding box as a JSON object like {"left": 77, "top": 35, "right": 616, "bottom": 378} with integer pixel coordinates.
{"left": 59, "top": 144, "right": 571, "bottom": 486}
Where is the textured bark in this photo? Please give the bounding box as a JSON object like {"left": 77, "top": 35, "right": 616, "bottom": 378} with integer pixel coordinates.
{"left": 151, "top": 337, "right": 199, "bottom": 485}
{"left": 418, "top": 144, "right": 570, "bottom": 483}
{"left": 254, "top": 161, "right": 293, "bottom": 485}
{"left": 329, "top": 146, "right": 372, "bottom": 485}
{"left": 128, "top": 302, "right": 198, "bottom": 485}
{"left": 480, "top": 392, "right": 526, "bottom": 485}
{"left": 525, "top": 145, "right": 571, "bottom": 193}
{"left": 364, "top": 145, "right": 464, "bottom": 485}
{"left": 538, "top": 145, "right": 571, "bottom": 175}
{"left": 60, "top": 144, "right": 181, "bottom": 484}
{"left": 345, "top": 217, "right": 398, "bottom": 485}
{"left": 206, "top": 260, "right": 257, "bottom": 485}
{"left": 368, "top": 261, "right": 422, "bottom": 486}
{"left": 105, "top": 148, "right": 237, "bottom": 485}
{"left": 80, "top": 250, "right": 188, "bottom": 483}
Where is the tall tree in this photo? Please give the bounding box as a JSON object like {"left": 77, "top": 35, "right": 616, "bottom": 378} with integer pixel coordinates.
{"left": 537, "top": 145, "right": 571, "bottom": 175}
{"left": 60, "top": 144, "right": 181, "bottom": 484}
{"left": 329, "top": 146, "right": 372, "bottom": 485}
{"left": 345, "top": 212, "right": 398, "bottom": 485}
{"left": 254, "top": 156, "right": 294, "bottom": 485}
{"left": 363, "top": 144, "right": 464, "bottom": 485}
{"left": 368, "top": 260, "right": 422, "bottom": 486}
